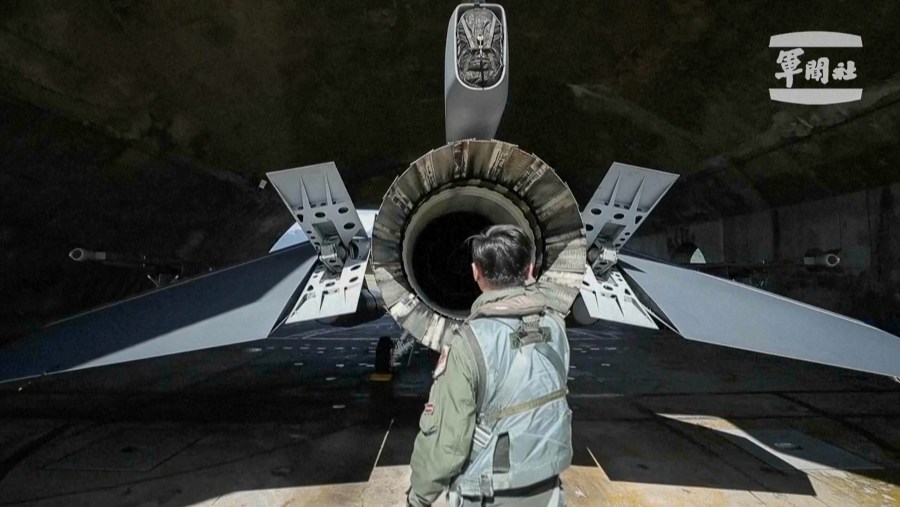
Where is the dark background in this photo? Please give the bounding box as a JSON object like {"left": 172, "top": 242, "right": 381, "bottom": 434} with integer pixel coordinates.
{"left": 1, "top": 0, "right": 899, "bottom": 339}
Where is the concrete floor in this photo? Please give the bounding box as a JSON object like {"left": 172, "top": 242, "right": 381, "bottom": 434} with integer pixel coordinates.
{"left": 0, "top": 318, "right": 898, "bottom": 506}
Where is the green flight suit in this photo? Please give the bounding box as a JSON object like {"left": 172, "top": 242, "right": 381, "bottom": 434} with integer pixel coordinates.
{"left": 407, "top": 284, "right": 565, "bottom": 507}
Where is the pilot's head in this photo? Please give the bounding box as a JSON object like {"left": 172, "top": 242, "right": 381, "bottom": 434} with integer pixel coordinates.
{"left": 468, "top": 224, "right": 535, "bottom": 292}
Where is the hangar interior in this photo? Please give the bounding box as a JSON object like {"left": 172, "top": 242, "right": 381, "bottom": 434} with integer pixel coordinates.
{"left": 0, "top": 1, "right": 899, "bottom": 506}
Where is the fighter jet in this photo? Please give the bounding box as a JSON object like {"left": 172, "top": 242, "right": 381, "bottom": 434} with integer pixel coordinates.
{"left": 2, "top": 3, "right": 899, "bottom": 383}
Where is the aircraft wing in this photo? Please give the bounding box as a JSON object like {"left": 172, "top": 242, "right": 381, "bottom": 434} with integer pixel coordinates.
{"left": 619, "top": 252, "right": 900, "bottom": 378}
{"left": 0, "top": 245, "right": 319, "bottom": 383}
{"left": 0, "top": 161, "right": 388, "bottom": 384}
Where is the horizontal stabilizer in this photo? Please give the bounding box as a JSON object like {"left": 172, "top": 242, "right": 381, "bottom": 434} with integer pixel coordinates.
{"left": 0, "top": 245, "right": 318, "bottom": 382}
{"left": 619, "top": 253, "right": 900, "bottom": 377}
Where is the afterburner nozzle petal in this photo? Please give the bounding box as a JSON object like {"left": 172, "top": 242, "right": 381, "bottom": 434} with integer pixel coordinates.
{"left": 373, "top": 140, "right": 585, "bottom": 350}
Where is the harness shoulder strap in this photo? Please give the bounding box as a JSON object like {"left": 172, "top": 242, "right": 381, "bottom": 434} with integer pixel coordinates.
{"left": 465, "top": 295, "right": 546, "bottom": 323}
{"left": 456, "top": 324, "right": 487, "bottom": 413}
{"left": 534, "top": 342, "right": 567, "bottom": 380}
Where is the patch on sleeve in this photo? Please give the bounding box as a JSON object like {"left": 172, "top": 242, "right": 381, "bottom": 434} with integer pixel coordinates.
{"left": 424, "top": 402, "right": 434, "bottom": 415}
{"left": 433, "top": 345, "right": 450, "bottom": 379}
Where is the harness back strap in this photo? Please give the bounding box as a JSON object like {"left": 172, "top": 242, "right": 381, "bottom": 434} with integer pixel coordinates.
{"left": 481, "top": 340, "right": 567, "bottom": 425}
{"left": 483, "top": 343, "right": 531, "bottom": 420}
{"left": 480, "top": 339, "right": 568, "bottom": 423}
{"left": 484, "top": 388, "right": 568, "bottom": 425}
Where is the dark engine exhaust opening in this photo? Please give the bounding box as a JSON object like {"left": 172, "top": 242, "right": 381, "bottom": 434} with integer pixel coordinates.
{"left": 410, "top": 211, "right": 492, "bottom": 318}
{"left": 373, "top": 140, "right": 586, "bottom": 350}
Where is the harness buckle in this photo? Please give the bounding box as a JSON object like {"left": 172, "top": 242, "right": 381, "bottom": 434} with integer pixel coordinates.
{"left": 514, "top": 314, "right": 547, "bottom": 347}
{"left": 480, "top": 474, "right": 494, "bottom": 498}
{"left": 473, "top": 421, "right": 492, "bottom": 449}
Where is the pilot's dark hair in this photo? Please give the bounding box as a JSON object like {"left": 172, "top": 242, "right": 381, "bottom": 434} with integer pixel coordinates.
{"left": 468, "top": 224, "right": 535, "bottom": 288}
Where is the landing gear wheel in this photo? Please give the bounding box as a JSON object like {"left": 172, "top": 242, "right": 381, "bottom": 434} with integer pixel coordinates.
{"left": 374, "top": 336, "right": 394, "bottom": 374}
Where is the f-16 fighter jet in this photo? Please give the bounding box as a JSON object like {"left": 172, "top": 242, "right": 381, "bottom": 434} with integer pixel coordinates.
{"left": 2, "top": 3, "right": 899, "bottom": 383}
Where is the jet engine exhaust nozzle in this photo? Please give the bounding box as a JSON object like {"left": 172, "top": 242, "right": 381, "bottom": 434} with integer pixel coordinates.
{"left": 372, "top": 139, "right": 586, "bottom": 350}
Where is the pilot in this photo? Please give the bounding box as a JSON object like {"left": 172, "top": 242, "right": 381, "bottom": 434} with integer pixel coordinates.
{"left": 407, "top": 224, "right": 572, "bottom": 507}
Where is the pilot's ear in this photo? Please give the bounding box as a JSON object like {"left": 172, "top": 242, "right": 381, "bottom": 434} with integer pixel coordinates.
{"left": 471, "top": 262, "right": 482, "bottom": 282}
{"left": 526, "top": 262, "right": 535, "bottom": 280}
